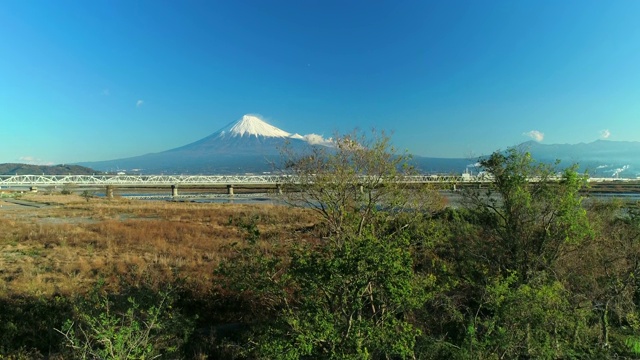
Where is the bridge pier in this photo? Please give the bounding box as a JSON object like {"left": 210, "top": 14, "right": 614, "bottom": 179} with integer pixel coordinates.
{"left": 30, "top": 186, "right": 38, "bottom": 193}
{"left": 105, "top": 186, "right": 114, "bottom": 199}
{"left": 171, "top": 185, "right": 178, "bottom": 197}
{"left": 227, "top": 185, "right": 234, "bottom": 195}
{"left": 276, "top": 183, "right": 283, "bottom": 195}
{"left": 452, "top": 184, "right": 457, "bottom": 192}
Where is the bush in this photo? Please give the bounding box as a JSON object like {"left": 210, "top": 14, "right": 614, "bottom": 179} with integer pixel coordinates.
{"left": 57, "top": 281, "right": 193, "bottom": 359}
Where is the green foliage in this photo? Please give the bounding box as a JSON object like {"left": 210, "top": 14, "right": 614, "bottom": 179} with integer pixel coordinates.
{"left": 465, "top": 148, "right": 592, "bottom": 284}
{"left": 464, "top": 273, "right": 584, "bottom": 359}
{"left": 625, "top": 336, "right": 640, "bottom": 354}
{"left": 409, "top": 148, "right": 609, "bottom": 358}
{"left": 219, "top": 230, "right": 431, "bottom": 359}
{"left": 560, "top": 198, "right": 640, "bottom": 352}
{"left": 58, "top": 281, "right": 193, "bottom": 359}
{"left": 80, "top": 190, "right": 93, "bottom": 202}
{"left": 254, "top": 232, "right": 430, "bottom": 359}
{"left": 216, "top": 244, "right": 288, "bottom": 326}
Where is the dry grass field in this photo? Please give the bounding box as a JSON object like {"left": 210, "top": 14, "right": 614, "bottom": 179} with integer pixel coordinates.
{"left": 0, "top": 193, "right": 324, "bottom": 358}
{"left": 0, "top": 193, "right": 317, "bottom": 299}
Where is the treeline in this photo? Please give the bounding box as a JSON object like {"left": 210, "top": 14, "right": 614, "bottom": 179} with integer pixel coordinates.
{"left": 2, "top": 133, "right": 640, "bottom": 359}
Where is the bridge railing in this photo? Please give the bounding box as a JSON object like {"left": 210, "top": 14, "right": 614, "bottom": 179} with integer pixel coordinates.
{"left": 3, "top": 173, "right": 622, "bottom": 187}
{"left": 0, "top": 174, "right": 494, "bottom": 186}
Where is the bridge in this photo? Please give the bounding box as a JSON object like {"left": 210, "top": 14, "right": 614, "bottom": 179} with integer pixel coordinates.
{"left": 0, "top": 174, "right": 475, "bottom": 187}
{"left": 0, "top": 174, "right": 481, "bottom": 197}
{"left": 0, "top": 174, "right": 631, "bottom": 198}
{"left": 0, "top": 174, "right": 292, "bottom": 186}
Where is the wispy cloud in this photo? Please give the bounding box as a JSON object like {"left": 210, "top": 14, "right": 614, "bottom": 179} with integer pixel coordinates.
{"left": 302, "top": 133, "right": 333, "bottom": 146}
{"left": 136, "top": 100, "right": 144, "bottom": 107}
{"left": 600, "top": 129, "right": 611, "bottom": 139}
{"left": 523, "top": 130, "right": 544, "bottom": 142}
{"left": 290, "top": 133, "right": 333, "bottom": 146}
{"left": 19, "top": 156, "right": 53, "bottom": 165}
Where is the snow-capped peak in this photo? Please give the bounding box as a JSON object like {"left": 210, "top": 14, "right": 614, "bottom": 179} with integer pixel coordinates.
{"left": 226, "top": 114, "right": 291, "bottom": 138}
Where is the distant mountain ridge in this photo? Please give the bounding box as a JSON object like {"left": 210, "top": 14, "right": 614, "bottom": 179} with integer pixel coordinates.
{"left": 0, "top": 163, "right": 98, "bottom": 175}
{"left": 77, "top": 115, "right": 640, "bottom": 177}
{"left": 410, "top": 140, "right": 640, "bottom": 178}
{"left": 516, "top": 140, "right": 640, "bottom": 178}
{"left": 519, "top": 139, "right": 640, "bottom": 160}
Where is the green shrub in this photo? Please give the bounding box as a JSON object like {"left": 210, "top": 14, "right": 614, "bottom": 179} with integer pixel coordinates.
{"left": 58, "top": 281, "right": 193, "bottom": 359}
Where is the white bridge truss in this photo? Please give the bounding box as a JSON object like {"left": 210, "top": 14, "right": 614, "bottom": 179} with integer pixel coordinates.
{"left": 0, "top": 174, "right": 484, "bottom": 187}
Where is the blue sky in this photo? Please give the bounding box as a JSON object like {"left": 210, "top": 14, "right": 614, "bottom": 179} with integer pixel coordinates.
{"left": 1, "top": 0, "right": 639, "bottom": 164}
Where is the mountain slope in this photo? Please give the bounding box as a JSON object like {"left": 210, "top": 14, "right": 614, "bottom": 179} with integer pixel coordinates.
{"left": 168, "top": 115, "right": 304, "bottom": 156}
{"left": 78, "top": 115, "right": 328, "bottom": 174}
{"left": 0, "top": 163, "right": 98, "bottom": 175}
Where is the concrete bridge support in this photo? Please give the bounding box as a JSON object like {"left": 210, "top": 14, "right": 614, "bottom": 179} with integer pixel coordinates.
{"left": 276, "top": 183, "right": 283, "bottom": 195}
{"left": 171, "top": 185, "right": 178, "bottom": 197}
{"left": 106, "top": 186, "right": 114, "bottom": 199}
{"left": 227, "top": 185, "right": 234, "bottom": 195}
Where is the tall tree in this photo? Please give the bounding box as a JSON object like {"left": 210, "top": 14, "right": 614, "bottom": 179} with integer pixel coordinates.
{"left": 280, "top": 130, "right": 444, "bottom": 238}
{"left": 464, "top": 148, "right": 592, "bottom": 284}
{"left": 454, "top": 148, "right": 594, "bottom": 358}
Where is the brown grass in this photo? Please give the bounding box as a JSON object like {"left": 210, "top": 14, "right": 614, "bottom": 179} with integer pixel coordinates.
{"left": 0, "top": 194, "right": 318, "bottom": 298}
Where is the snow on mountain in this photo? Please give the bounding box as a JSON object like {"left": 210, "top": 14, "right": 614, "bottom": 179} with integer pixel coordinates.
{"left": 221, "top": 114, "right": 292, "bottom": 138}
{"left": 206, "top": 114, "right": 333, "bottom": 147}
{"left": 216, "top": 114, "right": 332, "bottom": 146}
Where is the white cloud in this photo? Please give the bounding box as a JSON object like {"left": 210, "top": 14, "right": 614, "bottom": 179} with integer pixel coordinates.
{"left": 523, "top": 130, "right": 544, "bottom": 142}
{"left": 288, "top": 133, "right": 332, "bottom": 146}
{"left": 302, "top": 133, "right": 333, "bottom": 146}
{"left": 600, "top": 129, "right": 611, "bottom": 139}
{"left": 136, "top": 100, "right": 144, "bottom": 107}
{"left": 18, "top": 156, "right": 53, "bottom": 165}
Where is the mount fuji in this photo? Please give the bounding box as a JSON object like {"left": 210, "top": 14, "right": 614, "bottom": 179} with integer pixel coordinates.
{"left": 79, "top": 115, "right": 331, "bottom": 174}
